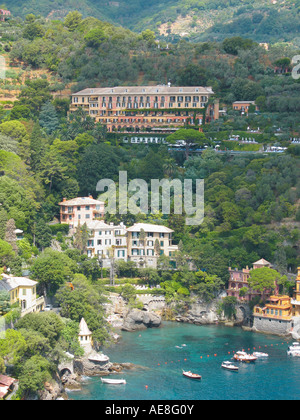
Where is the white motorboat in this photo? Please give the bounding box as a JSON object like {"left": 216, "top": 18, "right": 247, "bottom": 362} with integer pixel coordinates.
{"left": 182, "top": 370, "right": 202, "bottom": 380}
{"left": 221, "top": 361, "right": 239, "bottom": 372}
{"left": 88, "top": 354, "right": 110, "bottom": 362}
{"left": 253, "top": 352, "right": 269, "bottom": 358}
{"left": 101, "top": 378, "right": 126, "bottom": 385}
{"left": 287, "top": 342, "right": 300, "bottom": 356}
{"left": 233, "top": 351, "right": 257, "bottom": 363}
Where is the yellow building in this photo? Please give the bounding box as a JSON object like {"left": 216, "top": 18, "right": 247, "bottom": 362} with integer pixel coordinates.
{"left": 0, "top": 274, "right": 45, "bottom": 316}
{"left": 291, "top": 267, "right": 300, "bottom": 317}
{"left": 254, "top": 295, "right": 292, "bottom": 321}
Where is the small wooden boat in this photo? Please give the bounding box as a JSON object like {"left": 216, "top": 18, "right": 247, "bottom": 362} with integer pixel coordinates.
{"left": 221, "top": 361, "right": 239, "bottom": 371}
{"left": 101, "top": 378, "right": 126, "bottom": 385}
{"left": 182, "top": 370, "right": 202, "bottom": 380}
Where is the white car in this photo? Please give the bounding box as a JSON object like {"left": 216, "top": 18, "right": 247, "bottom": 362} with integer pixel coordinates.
{"left": 44, "top": 304, "right": 53, "bottom": 311}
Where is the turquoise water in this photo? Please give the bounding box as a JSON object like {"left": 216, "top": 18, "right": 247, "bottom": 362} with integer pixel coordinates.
{"left": 68, "top": 322, "right": 300, "bottom": 400}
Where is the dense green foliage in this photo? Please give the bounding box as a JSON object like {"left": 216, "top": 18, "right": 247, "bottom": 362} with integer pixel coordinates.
{"left": 0, "top": 8, "right": 299, "bottom": 399}
{"left": 5, "top": 0, "right": 300, "bottom": 43}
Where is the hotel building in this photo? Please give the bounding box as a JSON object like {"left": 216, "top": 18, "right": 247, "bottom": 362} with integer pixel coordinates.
{"left": 70, "top": 85, "right": 219, "bottom": 132}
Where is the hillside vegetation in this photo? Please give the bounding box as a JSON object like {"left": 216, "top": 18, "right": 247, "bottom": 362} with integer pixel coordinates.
{"left": 4, "top": 0, "right": 300, "bottom": 43}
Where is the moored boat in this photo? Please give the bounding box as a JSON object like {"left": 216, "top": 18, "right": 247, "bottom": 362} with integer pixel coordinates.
{"left": 233, "top": 351, "right": 257, "bottom": 363}
{"left": 221, "top": 361, "right": 239, "bottom": 371}
{"left": 182, "top": 370, "right": 202, "bottom": 380}
{"left": 253, "top": 352, "right": 269, "bottom": 358}
{"left": 101, "top": 378, "right": 126, "bottom": 385}
{"left": 287, "top": 342, "right": 300, "bottom": 356}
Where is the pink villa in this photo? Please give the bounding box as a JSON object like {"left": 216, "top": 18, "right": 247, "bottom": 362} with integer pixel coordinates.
{"left": 0, "top": 9, "right": 11, "bottom": 21}
{"left": 59, "top": 196, "right": 105, "bottom": 229}
{"left": 227, "top": 258, "right": 276, "bottom": 302}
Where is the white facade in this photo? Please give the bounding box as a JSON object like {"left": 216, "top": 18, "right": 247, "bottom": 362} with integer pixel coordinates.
{"left": 86, "top": 220, "right": 127, "bottom": 267}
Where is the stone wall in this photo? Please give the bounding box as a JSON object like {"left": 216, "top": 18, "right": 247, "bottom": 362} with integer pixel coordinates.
{"left": 252, "top": 315, "right": 293, "bottom": 336}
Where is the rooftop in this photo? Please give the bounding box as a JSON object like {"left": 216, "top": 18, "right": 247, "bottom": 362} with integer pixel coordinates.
{"left": 59, "top": 196, "right": 104, "bottom": 207}
{"left": 253, "top": 258, "right": 271, "bottom": 266}
{"left": 72, "top": 85, "right": 214, "bottom": 96}
{"left": 233, "top": 101, "right": 256, "bottom": 104}
{"left": 0, "top": 274, "right": 37, "bottom": 292}
{"left": 86, "top": 220, "right": 126, "bottom": 230}
{"left": 127, "top": 223, "right": 174, "bottom": 233}
{"left": 79, "top": 318, "right": 92, "bottom": 337}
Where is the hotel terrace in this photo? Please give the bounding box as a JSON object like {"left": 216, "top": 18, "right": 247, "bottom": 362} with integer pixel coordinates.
{"left": 70, "top": 85, "right": 219, "bottom": 133}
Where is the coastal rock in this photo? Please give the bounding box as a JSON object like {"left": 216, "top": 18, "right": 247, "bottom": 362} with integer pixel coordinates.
{"left": 122, "top": 309, "right": 161, "bottom": 331}
{"left": 74, "top": 356, "right": 112, "bottom": 377}
{"left": 38, "top": 375, "right": 65, "bottom": 401}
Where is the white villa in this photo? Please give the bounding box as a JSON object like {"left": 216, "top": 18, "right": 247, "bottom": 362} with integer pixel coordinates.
{"left": 86, "top": 220, "right": 128, "bottom": 267}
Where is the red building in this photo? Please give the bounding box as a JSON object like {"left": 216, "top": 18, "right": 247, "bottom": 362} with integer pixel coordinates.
{"left": 0, "top": 9, "right": 11, "bottom": 21}
{"left": 227, "top": 259, "right": 275, "bottom": 302}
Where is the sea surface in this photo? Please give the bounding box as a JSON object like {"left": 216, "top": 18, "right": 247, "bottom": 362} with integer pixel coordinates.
{"left": 68, "top": 322, "right": 300, "bottom": 400}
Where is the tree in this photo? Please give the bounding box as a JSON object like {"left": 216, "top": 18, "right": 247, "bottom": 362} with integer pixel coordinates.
{"left": 177, "top": 64, "right": 208, "bottom": 86}
{"left": 248, "top": 267, "right": 285, "bottom": 301}
{"left": 223, "top": 37, "right": 257, "bottom": 55}
{"left": 220, "top": 296, "right": 238, "bottom": 320}
{"left": 76, "top": 144, "right": 120, "bottom": 196}
{"left": 0, "top": 239, "right": 15, "bottom": 266}
{"left": 34, "top": 219, "right": 52, "bottom": 251}
{"left": 15, "top": 311, "right": 65, "bottom": 348}
{"left": 0, "top": 208, "right": 8, "bottom": 240}
{"left": 22, "top": 22, "right": 45, "bottom": 40}
{"left": 31, "top": 249, "right": 77, "bottom": 296}
{"left": 0, "top": 329, "right": 27, "bottom": 366}
{"left": 84, "top": 27, "right": 108, "bottom": 48}
{"left": 5, "top": 219, "right": 18, "bottom": 253}
{"left": 64, "top": 11, "right": 83, "bottom": 31}
{"left": 18, "top": 79, "right": 52, "bottom": 115}
{"left": 30, "top": 122, "right": 47, "bottom": 172}
{"left": 0, "top": 291, "right": 10, "bottom": 315}
{"left": 167, "top": 129, "right": 208, "bottom": 159}
{"left": 18, "top": 355, "right": 52, "bottom": 396}
{"left": 73, "top": 223, "right": 89, "bottom": 255}
{"left": 39, "top": 101, "right": 59, "bottom": 135}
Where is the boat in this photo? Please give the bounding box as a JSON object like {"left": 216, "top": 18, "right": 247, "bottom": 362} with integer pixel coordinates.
{"left": 101, "top": 378, "right": 126, "bottom": 385}
{"left": 182, "top": 370, "right": 202, "bottom": 380}
{"left": 253, "top": 352, "right": 269, "bottom": 358}
{"left": 221, "top": 361, "right": 239, "bottom": 372}
{"left": 175, "top": 346, "right": 183, "bottom": 349}
{"left": 287, "top": 342, "right": 300, "bottom": 356}
{"left": 233, "top": 351, "right": 257, "bottom": 363}
{"left": 88, "top": 354, "right": 110, "bottom": 362}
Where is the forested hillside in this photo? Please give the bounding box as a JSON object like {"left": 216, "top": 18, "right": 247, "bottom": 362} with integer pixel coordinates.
{"left": 0, "top": 12, "right": 298, "bottom": 284}
{"left": 4, "top": 0, "right": 300, "bottom": 43}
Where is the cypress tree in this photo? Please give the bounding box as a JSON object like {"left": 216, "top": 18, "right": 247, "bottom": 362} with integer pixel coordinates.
{"left": 39, "top": 101, "right": 59, "bottom": 135}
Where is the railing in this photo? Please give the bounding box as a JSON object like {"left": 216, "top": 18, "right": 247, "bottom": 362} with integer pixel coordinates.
{"left": 21, "top": 296, "right": 45, "bottom": 317}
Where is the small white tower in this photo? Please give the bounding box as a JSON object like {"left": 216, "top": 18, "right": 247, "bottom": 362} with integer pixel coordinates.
{"left": 78, "top": 318, "right": 93, "bottom": 355}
